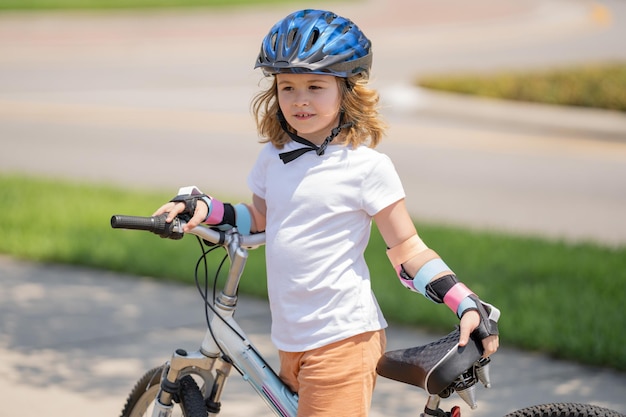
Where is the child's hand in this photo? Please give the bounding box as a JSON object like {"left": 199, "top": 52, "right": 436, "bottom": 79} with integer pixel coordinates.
{"left": 459, "top": 310, "right": 499, "bottom": 358}
{"left": 152, "top": 201, "right": 179, "bottom": 222}
{"left": 152, "top": 200, "right": 209, "bottom": 232}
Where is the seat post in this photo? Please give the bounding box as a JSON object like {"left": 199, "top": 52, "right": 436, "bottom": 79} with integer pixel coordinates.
{"left": 423, "top": 395, "right": 441, "bottom": 416}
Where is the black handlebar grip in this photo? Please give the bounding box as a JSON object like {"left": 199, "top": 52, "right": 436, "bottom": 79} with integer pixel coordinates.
{"left": 110, "top": 214, "right": 184, "bottom": 239}
{"left": 111, "top": 214, "right": 160, "bottom": 232}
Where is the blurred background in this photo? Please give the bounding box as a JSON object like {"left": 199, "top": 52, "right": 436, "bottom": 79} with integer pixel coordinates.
{"left": 1, "top": 0, "right": 625, "bottom": 243}
{"left": 1, "top": 1, "right": 625, "bottom": 416}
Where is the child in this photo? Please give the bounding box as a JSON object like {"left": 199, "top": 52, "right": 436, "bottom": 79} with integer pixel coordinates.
{"left": 154, "top": 9, "right": 499, "bottom": 416}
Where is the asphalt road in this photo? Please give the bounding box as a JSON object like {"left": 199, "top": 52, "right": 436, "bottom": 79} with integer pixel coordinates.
{"left": 1, "top": 0, "right": 625, "bottom": 416}
{"left": 1, "top": 0, "right": 625, "bottom": 245}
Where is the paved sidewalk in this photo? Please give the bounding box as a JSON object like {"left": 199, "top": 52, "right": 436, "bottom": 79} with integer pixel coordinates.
{"left": 1, "top": 255, "right": 625, "bottom": 417}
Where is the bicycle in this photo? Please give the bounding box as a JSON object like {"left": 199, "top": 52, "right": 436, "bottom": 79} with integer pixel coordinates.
{"left": 111, "top": 213, "right": 624, "bottom": 417}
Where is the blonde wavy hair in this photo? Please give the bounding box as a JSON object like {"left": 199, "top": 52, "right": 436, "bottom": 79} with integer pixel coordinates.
{"left": 251, "top": 74, "right": 387, "bottom": 149}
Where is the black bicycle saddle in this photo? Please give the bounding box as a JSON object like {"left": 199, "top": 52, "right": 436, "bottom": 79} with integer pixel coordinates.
{"left": 376, "top": 328, "right": 483, "bottom": 395}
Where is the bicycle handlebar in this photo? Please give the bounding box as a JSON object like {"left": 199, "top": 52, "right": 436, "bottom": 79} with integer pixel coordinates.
{"left": 111, "top": 214, "right": 266, "bottom": 248}
{"left": 111, "top": 214, "right": 183, "bottom": 239}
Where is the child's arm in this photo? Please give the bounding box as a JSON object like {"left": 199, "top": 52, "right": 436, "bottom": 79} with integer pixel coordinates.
{"left": 152, "top": 186, "right": 266, "bottom": 234}
{"left": 374, "top": 199, "right": 499, "bottom": 357}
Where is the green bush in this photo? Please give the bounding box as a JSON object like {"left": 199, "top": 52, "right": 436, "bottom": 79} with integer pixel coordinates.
{"left": 417, "top": 62, "right": 626, "bottom": 112}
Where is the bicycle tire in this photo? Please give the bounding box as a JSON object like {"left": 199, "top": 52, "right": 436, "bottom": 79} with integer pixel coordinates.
{"left": 504, "top": 402, "right": 625, "bottom": 417}
{"left": 120, "top": 365, "right": 208, "bottom": 417}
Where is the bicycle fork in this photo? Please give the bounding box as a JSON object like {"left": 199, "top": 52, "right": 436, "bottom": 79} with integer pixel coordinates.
{"left": 149, "top": 302, "right": 243, "bottom": 417}
{"left": 150, "top": 349, "right": 227, "bottom": 417}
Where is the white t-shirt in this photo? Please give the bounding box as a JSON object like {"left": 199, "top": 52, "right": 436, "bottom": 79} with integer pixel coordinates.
{"left": 247, "top": 141, "right": 406, "bottom": 352}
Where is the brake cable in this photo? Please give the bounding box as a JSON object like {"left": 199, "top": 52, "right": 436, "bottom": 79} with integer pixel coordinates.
{"left": 192, "top": 237, "right": 248, "bottom": 357}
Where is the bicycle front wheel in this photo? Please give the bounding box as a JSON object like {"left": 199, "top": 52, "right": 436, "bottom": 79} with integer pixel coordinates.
{"left": 120, "top": 365, "right": 208, "bottom": 417}
{"left": 504, "top": 402, "right": 624, "bottom": 417}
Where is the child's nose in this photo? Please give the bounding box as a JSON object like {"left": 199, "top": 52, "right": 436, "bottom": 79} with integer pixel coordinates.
{"left": 293, "top": 90, "right": 309, "bottom": 106}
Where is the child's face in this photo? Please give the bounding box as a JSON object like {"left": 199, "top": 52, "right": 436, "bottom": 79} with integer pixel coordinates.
{"left": 276, "top": 73, "right": 342, "bottom": 145}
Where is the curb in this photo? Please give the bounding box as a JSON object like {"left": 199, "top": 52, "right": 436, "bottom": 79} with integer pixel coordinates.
{"left": 381, "top": 85, "right": 626, "bottom": 141}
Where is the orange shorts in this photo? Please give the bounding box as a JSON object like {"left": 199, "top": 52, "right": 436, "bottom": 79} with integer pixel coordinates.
{"left": 278, "top": 329, "right": 386, "bottom": 417}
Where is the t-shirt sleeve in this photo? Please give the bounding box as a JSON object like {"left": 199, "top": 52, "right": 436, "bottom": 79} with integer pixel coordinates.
{"left": 247, "top": 143, "right": 273, "bottom": 199}
{"left": 362, "top": 153, "right": 406, "bottom": 216}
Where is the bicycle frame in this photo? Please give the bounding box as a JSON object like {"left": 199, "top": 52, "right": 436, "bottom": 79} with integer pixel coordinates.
{"left": 150, "top": 222, "right": 298, "bottom": 417}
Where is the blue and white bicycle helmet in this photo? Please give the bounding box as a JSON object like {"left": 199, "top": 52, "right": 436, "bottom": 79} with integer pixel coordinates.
{"left": 255, "top": 9, "right": 372, "bottom": 78}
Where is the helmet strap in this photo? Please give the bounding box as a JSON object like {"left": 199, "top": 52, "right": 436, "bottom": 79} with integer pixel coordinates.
{"left": 277, "top": 110, "right": 353, "bottom": 164}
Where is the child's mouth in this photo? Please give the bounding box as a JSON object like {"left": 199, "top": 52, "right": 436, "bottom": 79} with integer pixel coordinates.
{"left": 294, "top": 113, "right": 314, "bottom": 120}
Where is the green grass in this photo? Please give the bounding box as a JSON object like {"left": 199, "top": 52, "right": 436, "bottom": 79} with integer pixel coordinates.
{"left": 1, "top": 173, "right": 625, "bottom": 371}
{"left": 417, "top": 62, "right": 626, "bottom": 112}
